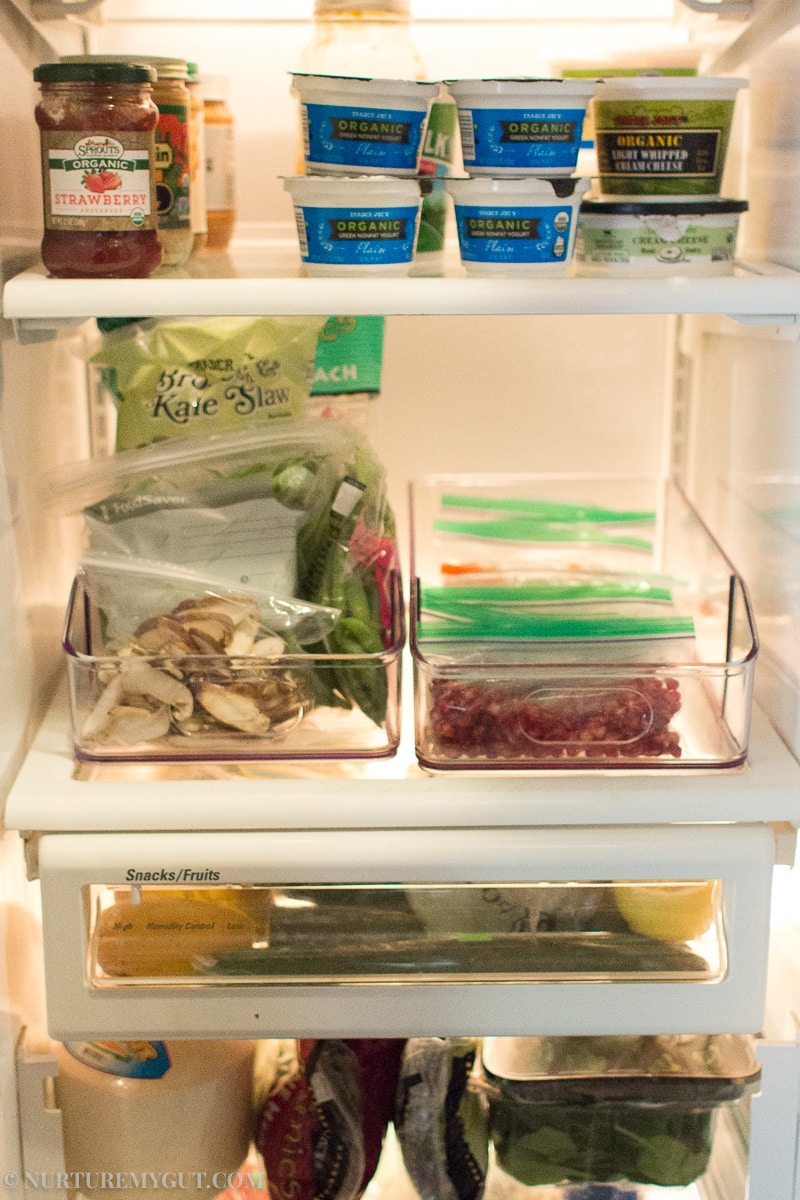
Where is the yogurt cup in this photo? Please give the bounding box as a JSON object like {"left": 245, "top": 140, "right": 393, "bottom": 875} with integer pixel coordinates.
{"left": 284, "top": 175, "right": 422, "bottom": 275}
{"left": 574, "top": 197, "right": 748, "bottom": 276}
{"left": 447, "top": 176, "right": 590, "bottom": 275}
{"left": 591, "top": 76, "right": 747, "bottom": 196}
{"left": 290, "top": 73, "right": 440, "bottom": 176}
{"left": 443, "top": 78, "right": 597, "bottom": 176}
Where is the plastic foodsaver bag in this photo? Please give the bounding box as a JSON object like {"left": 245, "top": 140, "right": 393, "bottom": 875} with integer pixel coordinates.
{"left": 53, "top": 419, "right": 396, "bottom": 728}
{"left": 86, "top": 315, "right": 326, "bottom": 451}
{"left": 48, "top": 419, "right": 387, "bottom": 603}
{"left": 76, "top": 553, "right": 340, "bottom": 649}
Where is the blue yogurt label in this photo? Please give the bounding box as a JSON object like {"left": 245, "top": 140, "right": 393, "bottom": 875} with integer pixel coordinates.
{"left": 295, "top": 204, "right": 419, "bottom": 266}
{"left": 455, "top": 203, "right": 573, "bottom": 265}
{"left": 302, "top": 103, "right": 426, "bottom": 172}
{"left": 458, "top": 106, "right": 586, "bottom": 171}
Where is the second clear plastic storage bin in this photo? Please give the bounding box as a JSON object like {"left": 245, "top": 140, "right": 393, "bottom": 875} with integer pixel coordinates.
{"left": 410, "top": 475, "right": 758, "bottom": 771}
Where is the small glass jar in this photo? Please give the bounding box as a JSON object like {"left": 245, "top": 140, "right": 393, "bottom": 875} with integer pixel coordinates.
{"left": 186, "top": 61, "right": 208, "bottom": 254}
{"left": 33, "top": 61, "right": 162, "bottom": 279}
{"left": 201, "top": 75, "right": 235, "bottom": 251}
{"left": 140, "top": 56, "right": 193, "bottom": 267}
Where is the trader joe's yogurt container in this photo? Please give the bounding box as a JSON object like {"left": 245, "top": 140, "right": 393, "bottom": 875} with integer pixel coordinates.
{"left": 592, "top": 76, "right": 747, "bottom": 196}
{"left": 284, "top": 175, "right": 422, "bottom": 275}
{"left": 575, "top": 198, "right": 748, "bottom": 276}
{"left": 443, "top": 77, "right": 597, "bottom": 176}
{"left": 447, "top": 176, "right": 590, "bottom": 275}
{"left": 290, "top": 73, "right": 439, "bottom": 176}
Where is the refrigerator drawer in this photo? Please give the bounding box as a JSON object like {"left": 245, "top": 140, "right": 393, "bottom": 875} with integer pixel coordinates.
{"left": 36, "top": 824, "right": 775, "bottom": 1039}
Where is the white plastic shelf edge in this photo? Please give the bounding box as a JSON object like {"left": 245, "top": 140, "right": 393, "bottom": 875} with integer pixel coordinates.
{"left": 4, "top": 255, "right": 800, "bottom": 326}
{"left": 5, "top": 681, "right": 800, "bottom": 834}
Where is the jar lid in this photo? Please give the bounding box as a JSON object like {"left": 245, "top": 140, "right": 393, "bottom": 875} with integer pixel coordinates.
{"left": 59, "top": 53, "right": 188, "bottom": 80}
{"left": 34, "top": 60, "right": 157, "bottom": 84}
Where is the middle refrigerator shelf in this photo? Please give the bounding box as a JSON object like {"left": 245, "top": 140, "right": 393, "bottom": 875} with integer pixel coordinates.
{"left": 4, "top": 244, "right": 800, "bottom": 327}
{"left": 5, "top": 682, "right": 800, "bottom": 833}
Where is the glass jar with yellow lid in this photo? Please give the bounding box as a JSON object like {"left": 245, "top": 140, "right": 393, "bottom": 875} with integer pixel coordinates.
{"left": 62, "top": 55, "right": 194, "bottom": 267}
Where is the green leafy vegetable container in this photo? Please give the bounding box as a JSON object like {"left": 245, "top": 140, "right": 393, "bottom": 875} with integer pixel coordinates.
{"left": 482, "top": 1034, "right": 761, "bottom": 1190}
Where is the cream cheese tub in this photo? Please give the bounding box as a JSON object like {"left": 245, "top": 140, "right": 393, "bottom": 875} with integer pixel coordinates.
{"left": 290, "top": 73, "right": 439, "bottom": 176}
{"left": 575, "top": 198, "right": 748, "bottom": 276}
{"left": 284, "top": 175, "right": 422, "bottom": 275}
{"left": 443, "top": 77, "right": 596, "bottom": 176}
{"left": 447, "top": 176, "right": 590, "bottom": 275}
{"left": 592, "top": 76, "right": 747, "bottom": 196}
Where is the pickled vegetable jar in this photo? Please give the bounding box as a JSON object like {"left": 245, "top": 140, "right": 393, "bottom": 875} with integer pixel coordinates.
{"left": 33, "top": 61, "right": 162, "bottom": 279}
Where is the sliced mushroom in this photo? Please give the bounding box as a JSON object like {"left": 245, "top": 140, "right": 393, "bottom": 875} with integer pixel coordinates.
{"left": 102, "top": 704, "right": 172, "bottom": 744}
{"left": 227, "top": 612, "right": 260, "bottom": 657}
{"left": 119, "top": 660, "right": 194, "bottom": 723}
{"left": 132, "top": 616, "right": 198, "bottom": 656}
{"left": 82, "top": 674, "right": 125, "bottom": 740}
{"left": 249, "top": 635, "right": 287, "bottom": 659}
{"left": 195, "top": 682, "right": 273, "bottom": 734}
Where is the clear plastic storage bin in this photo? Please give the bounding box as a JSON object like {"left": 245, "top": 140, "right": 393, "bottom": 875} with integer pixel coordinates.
{"left": 84, "top": 878, "right": 726, "bottom": 988}
{"left": 63, "top": 568, "right": 404, "bottom": 762}
{"left": 410, "top": 476, "right": 758, "bottom": 771}
{"left": 482, "top": 1033, "right": 761, "bottom": 1191}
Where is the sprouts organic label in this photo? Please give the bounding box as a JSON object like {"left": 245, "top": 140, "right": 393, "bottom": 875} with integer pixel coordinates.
{"left": 42, "top": 130, "right": 156, "bottom": 230}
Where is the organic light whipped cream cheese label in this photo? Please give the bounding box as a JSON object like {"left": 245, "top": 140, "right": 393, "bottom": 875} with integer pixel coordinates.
{"left": 455, "top": 203, "right": 573, "bottom": 265}
{"left": 64, "top": 1041, "right": 172, "bottom": 1078}
{"left": 594, "top": 99, "right": 736, "bottom": 193}
{"left": 302, "top": 102, "right": 426, "bottom": 172}
{"left": 294, "top": 204, "right": 419, "bottom": 266}
{"left": 41, "top": 130, "right": 156, "bottom": 230}
{"left": 458, "top": 106, "right": 586, "bottom": 171}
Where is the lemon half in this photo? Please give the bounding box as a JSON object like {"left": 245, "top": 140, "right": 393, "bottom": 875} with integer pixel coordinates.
{"left": 613, "top": 881, "right": 716, "bottom": 942}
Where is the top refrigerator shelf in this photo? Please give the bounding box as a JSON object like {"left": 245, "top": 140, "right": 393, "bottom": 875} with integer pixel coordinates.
{"left": 3, "top": 241, "right": 800, "bottom": 327}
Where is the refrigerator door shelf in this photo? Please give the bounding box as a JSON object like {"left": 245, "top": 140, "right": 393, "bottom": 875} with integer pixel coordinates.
{"left": 37, "top": 823, "right": 773, "bottom": 1039}
{"left": 4, "top": 253, "right": 800, "bottom": 330}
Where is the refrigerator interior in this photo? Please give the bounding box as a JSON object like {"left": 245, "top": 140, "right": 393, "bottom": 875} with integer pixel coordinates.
{"left": 3, "top": 1, "right": 800, "bottom": 1197}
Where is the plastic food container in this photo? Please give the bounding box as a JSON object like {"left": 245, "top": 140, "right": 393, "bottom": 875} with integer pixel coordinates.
{"left": 63, "top": 568, "right": 404, "bottom": 762}
{"left": 447, "top": 177, "right": 590, "bottom": 275}
{"left": 85, "top": 877, "right": 726, "bottom": 987}
{"left": 592, "top": 76, "right": 747, "bottom": 196}
{"left": 409, "top": 475, "right": 758, "bottom": 771}
{"left": 290, "top": 73, "right": 439, "bottom": 176}
{"left": 575, "top": 198, "right": 748, "bottom": 276}
{"left": 284, "top": 175, "right": 422, "bottom": 275}
{"left": 482, "top": 1034, "right": 761, "bottom": 1190}
{"left": 443, "top": 78, "right": 596, "bottom": 176}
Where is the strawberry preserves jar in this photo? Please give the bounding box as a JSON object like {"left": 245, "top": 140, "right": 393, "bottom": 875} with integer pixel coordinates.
{"left": 33, "top": 61, "right": 162, "bottom": 278}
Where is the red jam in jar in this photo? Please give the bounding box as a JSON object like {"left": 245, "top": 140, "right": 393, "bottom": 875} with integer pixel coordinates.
{"left": 33, "top": 61, "right": 162, "bottom": 278}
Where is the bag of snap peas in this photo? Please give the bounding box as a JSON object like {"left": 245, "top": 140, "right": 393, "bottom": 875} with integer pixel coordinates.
{"left": 51, "top": 418, "right": 397, "bottom": 728}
